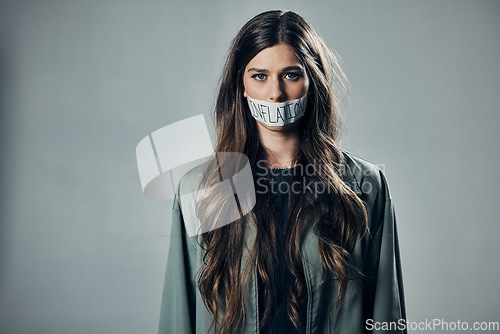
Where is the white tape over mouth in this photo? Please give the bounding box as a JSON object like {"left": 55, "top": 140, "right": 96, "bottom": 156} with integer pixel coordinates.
{"left": 247, "top": 93, "right": 308, "bottom": 127}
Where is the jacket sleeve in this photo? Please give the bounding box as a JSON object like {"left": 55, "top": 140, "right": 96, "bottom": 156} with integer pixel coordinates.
{"left": 363, "top": 170, "right": 407, "bottom": 334}
{"left": 158, "top": 193, "right": 197, "bottom": 334}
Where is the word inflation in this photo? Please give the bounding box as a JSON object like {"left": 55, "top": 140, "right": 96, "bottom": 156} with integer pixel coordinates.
{"left": 247, "top": 93, "right": 308, "bottom": 127}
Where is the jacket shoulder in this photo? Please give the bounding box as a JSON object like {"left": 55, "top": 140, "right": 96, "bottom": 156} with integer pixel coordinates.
{"left": 172, "top": 159, "right": 211, "bottom": 214}
{"left": 178, "top": 161, "right": 210, "bottom": 193}
{"left": 340, "top": 149, "right": 382, "bottom": 180}
{"left": 339, "top": 149, "right": 389, "bottom": 205}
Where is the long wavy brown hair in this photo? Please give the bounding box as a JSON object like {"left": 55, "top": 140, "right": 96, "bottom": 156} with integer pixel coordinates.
{"left": 193, "top": 10, "right": 367, "bottom": 334}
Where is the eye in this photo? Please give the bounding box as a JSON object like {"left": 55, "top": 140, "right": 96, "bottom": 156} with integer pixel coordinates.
{"left": 284, "top": 72, "right": 301, "bottom": 80}
{"left": 251, "top": 73, "right": 267, "bottom": 81}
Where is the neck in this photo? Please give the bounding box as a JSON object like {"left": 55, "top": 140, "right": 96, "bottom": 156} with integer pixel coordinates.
{"left": 256, "top": 122, "right": 300, "bottom": 168}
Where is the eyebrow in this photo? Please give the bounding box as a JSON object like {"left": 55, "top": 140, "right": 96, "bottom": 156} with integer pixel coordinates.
{"left": 282, "top": 66, "right": 304, "bottom": 72}
{"left": 247, "top": 65, "right": 304, "bottom": 73}
{"left": 247, "top": 68, "right": 268, "bottom": 73}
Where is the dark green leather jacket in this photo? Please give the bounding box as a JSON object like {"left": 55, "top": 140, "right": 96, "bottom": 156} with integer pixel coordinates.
{"left": 159, "top": 150, "right": 407, "bottom": 333}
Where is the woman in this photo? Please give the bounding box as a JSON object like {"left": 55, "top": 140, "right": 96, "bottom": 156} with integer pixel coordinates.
{"left": 159, "top": 10, "right": 406, "bottom": 334}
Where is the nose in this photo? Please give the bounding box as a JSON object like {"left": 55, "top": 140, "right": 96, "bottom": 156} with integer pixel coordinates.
{"left": 269, "top": 78, "right": 286, "bottom": 102}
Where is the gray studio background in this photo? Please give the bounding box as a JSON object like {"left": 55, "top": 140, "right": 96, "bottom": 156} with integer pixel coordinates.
{"left": 1, "top": 1, "right": 499, "bottom": 333}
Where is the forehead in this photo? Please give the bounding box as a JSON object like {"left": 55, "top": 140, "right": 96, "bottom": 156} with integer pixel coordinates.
{"left": 245, "top": 43, "right": 302, "bottom": 70}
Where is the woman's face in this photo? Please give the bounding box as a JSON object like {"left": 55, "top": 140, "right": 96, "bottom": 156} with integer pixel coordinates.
{"left": 243, "top": 43, "right": 309, "bottom": 104}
